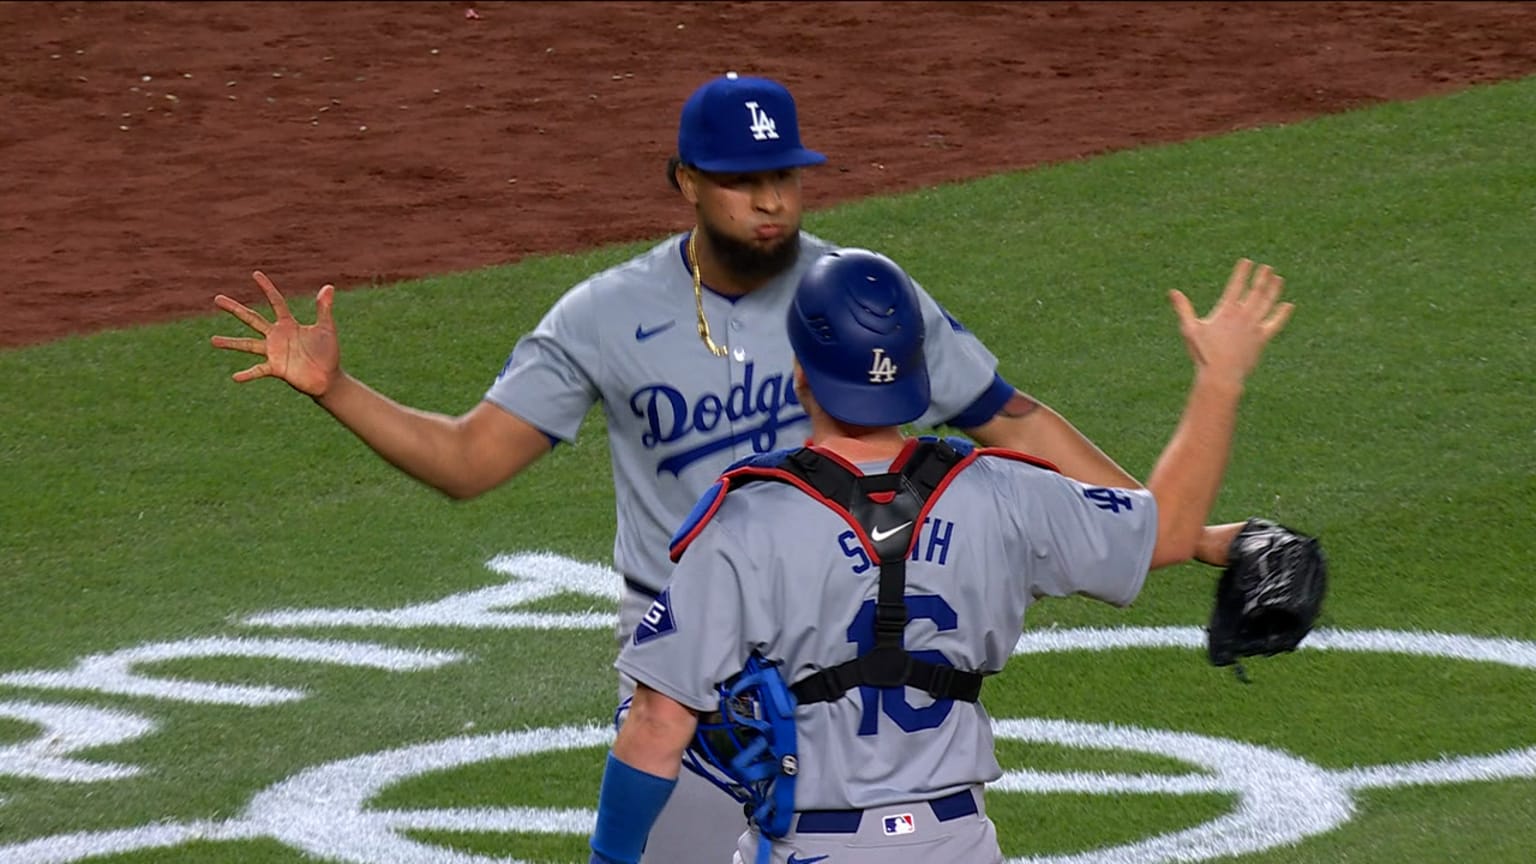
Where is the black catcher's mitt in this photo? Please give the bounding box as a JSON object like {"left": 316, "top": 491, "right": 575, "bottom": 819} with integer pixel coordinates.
{"left": 1207, "top": 518, "right": 1327, "bottom": 673}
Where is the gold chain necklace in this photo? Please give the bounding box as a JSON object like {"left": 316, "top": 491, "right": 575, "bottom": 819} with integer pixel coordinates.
{"left": 689, "top": 229, "right": 730, "bottom": 357}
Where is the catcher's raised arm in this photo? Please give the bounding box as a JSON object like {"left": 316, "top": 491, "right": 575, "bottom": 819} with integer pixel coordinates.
{"left": 1142, "top": 258, "right": 1293, "bottom": 570}
{"left": 1141, "top": 260, "right": 1327, "bottom": 677}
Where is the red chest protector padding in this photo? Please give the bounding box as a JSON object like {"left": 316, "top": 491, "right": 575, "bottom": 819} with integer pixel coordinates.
{"left": 669, "top": 436, "right": 1059, "bottom": 705}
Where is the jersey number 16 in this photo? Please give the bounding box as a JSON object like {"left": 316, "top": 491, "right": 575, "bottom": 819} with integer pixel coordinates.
{"left": 847, "top": 594, "right": 958, "bottom": 736}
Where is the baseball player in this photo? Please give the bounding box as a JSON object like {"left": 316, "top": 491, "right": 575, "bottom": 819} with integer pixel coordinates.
{"left": 211, "top": 72, "right": 1254, "bottom": 864}
{"left": 588, "top": 248, "right": 1293, "bottom": 864}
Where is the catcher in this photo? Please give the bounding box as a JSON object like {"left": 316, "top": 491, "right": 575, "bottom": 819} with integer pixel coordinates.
{"left": 589, "top": 252, "right": 1321, "bottom": 864}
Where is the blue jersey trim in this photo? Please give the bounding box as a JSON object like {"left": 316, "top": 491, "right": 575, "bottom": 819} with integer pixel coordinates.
{"left": 943, "top": 372, "right": 1015, "bottom": 430}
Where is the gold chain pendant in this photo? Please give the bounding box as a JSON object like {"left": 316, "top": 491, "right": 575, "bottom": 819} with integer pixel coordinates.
{"left": 689, "top": 230, "right": 730, "bottom": 358}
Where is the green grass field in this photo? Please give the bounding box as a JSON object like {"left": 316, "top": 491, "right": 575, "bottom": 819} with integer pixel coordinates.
{"left": 2, "top": 76, "right": 1533, "bottom": 863}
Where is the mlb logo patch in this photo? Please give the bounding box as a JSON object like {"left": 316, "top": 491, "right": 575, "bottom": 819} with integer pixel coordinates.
{"left": 882, "top": 813, "right": 916, "bottom": 836}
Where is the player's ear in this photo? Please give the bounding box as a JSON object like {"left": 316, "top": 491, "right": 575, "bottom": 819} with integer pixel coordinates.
{"left": 675, "top": 163, "right": 701, "bottom": 204}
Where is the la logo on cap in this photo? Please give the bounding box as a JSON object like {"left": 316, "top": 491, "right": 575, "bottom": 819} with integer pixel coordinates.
{"left": 745, "top": 101, "right": 779, "bottom": 141}
{"left": 676, "top": 71, "right": 827, "bottom": 173}
{"left": 717, "top": 71, "right": 779, "bottom": 142}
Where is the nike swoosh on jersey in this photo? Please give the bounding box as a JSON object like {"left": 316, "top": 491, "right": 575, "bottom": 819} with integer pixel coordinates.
{"left": 870, "top": 521, "right": 913, "bottom": 543}
{"left": 635, "top": 320, "right": 677, "bottom": 341}
{"left": 786, "top": 855, "right": 829, "bottom": 864}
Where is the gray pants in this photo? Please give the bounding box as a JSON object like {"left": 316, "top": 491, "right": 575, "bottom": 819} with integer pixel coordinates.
{"left": 735, "top": 787, "right": 1000, "bottom": 864}
{"left": 618, "top": 584, "right": 752, "bottom": 864}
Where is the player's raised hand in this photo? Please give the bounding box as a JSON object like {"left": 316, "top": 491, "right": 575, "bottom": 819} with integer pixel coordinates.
{"left": 211, "top": 271, "right": 340, "bottom": 398}
{"left": 1168, "top": 258, "right": 1293, "bottom": 385}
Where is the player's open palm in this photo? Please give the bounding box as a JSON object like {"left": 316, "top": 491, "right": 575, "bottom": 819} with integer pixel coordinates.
{"left": 1169, "top": 258, "right": 1294, "bottom": 385}
{"left": 211, "top": 271, "right": 340, "bottom": 398}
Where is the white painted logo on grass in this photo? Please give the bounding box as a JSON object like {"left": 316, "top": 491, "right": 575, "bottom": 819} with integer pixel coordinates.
{"left": 0, "top": 701, "right": 156, "bottom": 782}
{"left": 3, "top": 553, "right": 1534, "bottom": 863}
{"left": 0, "top": 637, "right": 463, "bottom": 707}
{"left": 241, "top": 552, "right": 619, "bottom": 631}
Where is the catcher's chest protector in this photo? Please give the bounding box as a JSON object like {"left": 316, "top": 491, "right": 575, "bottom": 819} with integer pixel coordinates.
{"left": 670, "top": 436, "right": 995, "bottom": 704}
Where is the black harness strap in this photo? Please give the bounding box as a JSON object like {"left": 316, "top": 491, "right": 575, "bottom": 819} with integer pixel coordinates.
{"left": 743, "top": 440, "right": 986, "bottom": 705}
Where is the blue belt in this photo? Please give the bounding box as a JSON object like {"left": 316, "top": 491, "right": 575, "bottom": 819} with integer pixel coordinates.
{"left": 795, "top": 788, "right": 978, "bottom": 834}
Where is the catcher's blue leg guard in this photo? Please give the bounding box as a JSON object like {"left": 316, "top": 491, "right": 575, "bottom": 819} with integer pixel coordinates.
{"left": 682, "top": 654, "right": 799, "bottom": 864}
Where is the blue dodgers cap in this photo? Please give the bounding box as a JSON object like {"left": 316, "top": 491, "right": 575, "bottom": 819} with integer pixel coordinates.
{"left": 787, "top": 249, "right": 929, "bottom": 428}
{"left": 677, "top": 72, "right": 827, "bottom": 173}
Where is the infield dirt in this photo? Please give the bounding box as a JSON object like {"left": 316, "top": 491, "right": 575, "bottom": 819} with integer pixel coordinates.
{"left": 4, "top": 1, "right": 1535, "bottom": 348}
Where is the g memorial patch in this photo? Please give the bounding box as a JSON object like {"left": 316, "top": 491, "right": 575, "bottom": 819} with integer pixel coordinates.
{"left": 633, "top": 588, "right": 677, "bottom": 644}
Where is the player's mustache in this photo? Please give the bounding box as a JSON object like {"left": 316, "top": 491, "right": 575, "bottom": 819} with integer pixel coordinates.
{"left": 702, "top": 223, "right": 801, "bottom": 280}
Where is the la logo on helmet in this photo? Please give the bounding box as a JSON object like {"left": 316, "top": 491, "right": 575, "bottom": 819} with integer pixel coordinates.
{"left": 868, "top": 347, "right": 898, "bottom": 383}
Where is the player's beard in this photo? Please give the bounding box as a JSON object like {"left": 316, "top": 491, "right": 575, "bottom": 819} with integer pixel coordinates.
{"left": 700, "top": 221, "right": 801, "bottom": 284}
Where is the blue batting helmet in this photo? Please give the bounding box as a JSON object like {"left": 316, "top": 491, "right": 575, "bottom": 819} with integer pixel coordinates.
{"left": 787, "top": 248, "right": 929, "bottom": 427}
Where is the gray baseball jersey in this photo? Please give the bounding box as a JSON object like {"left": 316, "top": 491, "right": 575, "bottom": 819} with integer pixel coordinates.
{"left": 615, "top": 449, "right": 1156, "bottom": 811}
{"left": 485, "top": 232, "right": 1000, "bottom": 596}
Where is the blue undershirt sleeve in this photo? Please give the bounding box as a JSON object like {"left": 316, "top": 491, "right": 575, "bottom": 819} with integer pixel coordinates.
{"left": 944, "top": 372, "right": 1016, "bottom": 430}
{"left": 589, "top": 753, "right": 679, "bottom": 864}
